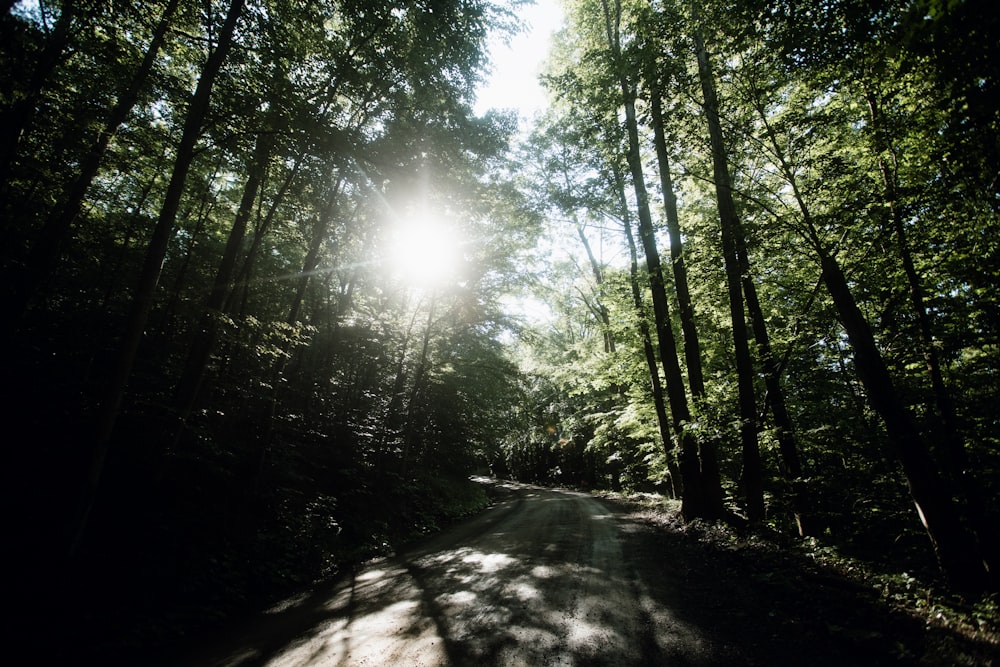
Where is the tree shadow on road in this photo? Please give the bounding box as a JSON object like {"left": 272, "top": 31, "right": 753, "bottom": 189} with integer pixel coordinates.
{"left": 152, "top": 482, "right": 997, "bottom": 667}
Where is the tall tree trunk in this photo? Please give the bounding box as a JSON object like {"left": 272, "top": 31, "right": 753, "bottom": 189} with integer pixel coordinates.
{"left": 226, "top": 152, "right": 305, "bottom": 315}
{"left": 735, "top": 230, "right": 812, "bottom": 534}
{"left": 600, "top": 0, "right": 720, "bottom": 519}
{"left": 156, "top": 156, "right": 225, "bottom": 336}
{"left": 70, "top": 0, "right": 245, "bottom": 558}
{"left": 817, "top": 248, "right": 988, "bottom": 590}
{"left": 647, "top": 68, "right": 704, "bottom": 398}
{"left": 616, "top": 171, "right": 680, "bottom": 497}
{"left": 287, "top": 173, "right": 344, "bottom": 326}
{"left": 95, "top": 168, "right": 163, "bottom": 312}
{"left": 238, "top": 167, "right": 343, "bottom": 486}
{"left": 646, "top": 63, "right": 721, "bottom": 507}
{"left": 863, "top": 88, "right": 961, "bottom": 439}
{"left": 378, "top": 304, "right": 421, "bottom": 462}
{"left": 402, "top": 295, "right": 437, "bottom": 474}
{"left": 693, "top": 23, "right": 764, "bottom": 522}
{"left": 864, "top": 87, "right": 998, "bottom": 582}
{"left": 719, "top": 69, "right": 810, "bottom": 528}
{"left": 6, "top": 0, "right": 180, "bottom": 332}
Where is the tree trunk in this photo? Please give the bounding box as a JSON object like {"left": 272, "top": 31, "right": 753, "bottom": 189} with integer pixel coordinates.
{"left": 378, "top": 304, "right": 421, "bottom": 463}
{"left": 647, "top": 68, "right": 704, "bottom": 398}
{"left": 618, "top": 176, "right": 680, "bottom": 498}
{"left": 646, "top": 61, "right": 722, "bottom": 508}
{"left": 749, "top": 77, "right": 989, "bottom": 587}
{"left": 818, "top": 249, "right": 989, "bottom": 590}
{"left": 693, "top": 23, "right": 764, "bottom": 522}
{"left": 718, "top": 68, "right": 810, "bottom": 528}
{"left": 70, "top": 0, "right": 246, "bottom": 558}
{"left": 864, "top": 87, "right": 998, "bottom": 583}
{"left": 402, "top": 295, "right": 437, "bottom": 474}
{"left": 226, "top": 152, "right": 305, "bottom": 315}
{"left": 738, "top": 240, "right": 812, "bottom": 534}
{"left": 287, "top": 173, "right": 344, "bottom": 326}
{"left": 156, "top": 156, "right": 225, "bottom": 337}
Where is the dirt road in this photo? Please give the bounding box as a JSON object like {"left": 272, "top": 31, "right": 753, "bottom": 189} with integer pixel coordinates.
{"left": 172, "top": 480, "right": 963, "bottom": 667}
{"left": 175, "top": 481, "right": 736, "bottom": 666}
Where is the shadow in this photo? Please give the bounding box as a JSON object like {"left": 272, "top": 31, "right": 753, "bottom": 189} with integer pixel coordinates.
{"left": 160, "top": 481, "right": 995, "bottom": 667}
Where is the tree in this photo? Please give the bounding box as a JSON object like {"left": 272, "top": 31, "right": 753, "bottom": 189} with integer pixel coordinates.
{"left": 691, "top": 10, "right": 764, "bottom": 521}
{"left": 639, "top": 2, "right": 705, "bottom": 400}
{"left": 746, "top": 0, "right": 996, "bottom": 591}
{"left": 5, "top": 0, "right": 181, "bottom": 332}
{"left": 0, "top": 0, "right": 86, "bottom": 188}
{"left": 73, "top": 0, "right": 247, "bottom": 556}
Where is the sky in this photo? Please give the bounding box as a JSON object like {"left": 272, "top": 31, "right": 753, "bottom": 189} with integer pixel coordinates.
{"left": 473, "top": 1, "right": 566, "bottom": 120}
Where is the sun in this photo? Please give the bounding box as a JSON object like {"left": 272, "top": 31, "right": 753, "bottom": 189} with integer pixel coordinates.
{"left": 385, "top": 214, "right": 463, "bottom": 287}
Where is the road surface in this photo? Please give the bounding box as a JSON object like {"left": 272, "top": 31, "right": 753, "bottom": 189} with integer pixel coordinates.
{"left": 177, "top": 480, "right": 743, "bottom": 666}
{"left": 172, "top": 480, "right": 951, "bottom": 666}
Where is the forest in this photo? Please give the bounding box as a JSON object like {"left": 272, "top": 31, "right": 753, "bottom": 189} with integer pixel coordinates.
{"left": 2, "top": 0, "right": 998, "bottom": 660}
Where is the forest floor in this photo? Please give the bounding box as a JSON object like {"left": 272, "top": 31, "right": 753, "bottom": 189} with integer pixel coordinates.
{"left": 157, "top": 478, "right": 998, "bottom": 666}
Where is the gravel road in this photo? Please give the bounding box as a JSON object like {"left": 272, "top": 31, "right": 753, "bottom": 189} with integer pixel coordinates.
{"left": 177, "top": 480, "right": 743, "bottom": 666}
